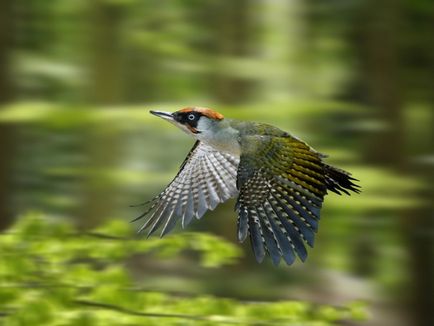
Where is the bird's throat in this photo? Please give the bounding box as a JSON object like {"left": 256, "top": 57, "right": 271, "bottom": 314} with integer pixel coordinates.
{"left": 195, "top": 125, "right": 241, "bottom": 157}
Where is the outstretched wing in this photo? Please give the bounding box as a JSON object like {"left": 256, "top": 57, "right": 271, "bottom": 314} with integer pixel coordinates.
{"left": 236, "top": 135, "right": 357, "bottom": 266}
{"left": 134, "top": 141, "right": 239, "bottom": 237}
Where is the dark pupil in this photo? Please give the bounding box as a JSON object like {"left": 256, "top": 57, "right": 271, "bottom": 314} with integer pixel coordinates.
{"left": 188, "top": 114, "right": 195, "bottom": 120}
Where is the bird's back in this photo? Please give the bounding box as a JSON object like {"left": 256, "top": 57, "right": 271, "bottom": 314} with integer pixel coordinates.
{"left": 228, "top": 119, "right": 318, "bottom": 159}
{"left": 228, "top": 119, "right": 289, "bottom": 138}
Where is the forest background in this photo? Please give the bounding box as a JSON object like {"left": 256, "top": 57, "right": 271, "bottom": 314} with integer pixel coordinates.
{"left": 0, "top": 0, "right": 433, "bottom": 325}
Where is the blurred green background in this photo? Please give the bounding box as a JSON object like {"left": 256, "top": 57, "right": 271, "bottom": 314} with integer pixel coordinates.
{"left": 0, "top": 0, "right": 433, "bottom": 325}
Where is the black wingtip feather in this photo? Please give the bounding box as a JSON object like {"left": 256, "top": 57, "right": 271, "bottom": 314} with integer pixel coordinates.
{"left": 324, "top": 165, "right": 361, "bottom": 195}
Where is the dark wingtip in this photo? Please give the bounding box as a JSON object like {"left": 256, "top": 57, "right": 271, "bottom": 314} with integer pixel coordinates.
{"left": 270, "top": 255, "right": 281, "bottom": 266}
{"left": 324, "top": 165, "right": 362, "bottom": 196}
{"left": 255, "top": 253, "right": 266, "bottom": 264}
{"left": 298, "top": 251, "right": 308, "bottom": 263}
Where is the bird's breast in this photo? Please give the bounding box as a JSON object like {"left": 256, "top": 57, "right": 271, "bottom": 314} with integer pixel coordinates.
{"left": 208, "top": 138, "right": 241, "bottom": 157}
{"left": 196, "top": 127, "right": 241, "bottom": 157}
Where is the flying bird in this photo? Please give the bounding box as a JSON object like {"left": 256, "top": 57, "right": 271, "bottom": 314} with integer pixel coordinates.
{"left": 133, "top": 107, "right": 360, "bottom": 265}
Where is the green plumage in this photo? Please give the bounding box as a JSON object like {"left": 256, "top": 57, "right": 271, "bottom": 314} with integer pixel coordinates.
{"left": 232, "top": 121, "right": 359, "bottom": 265}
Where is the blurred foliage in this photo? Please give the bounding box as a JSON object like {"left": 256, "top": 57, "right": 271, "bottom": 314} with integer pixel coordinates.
{"left": 0, "top": 213, "right": 367, "bottom": 325}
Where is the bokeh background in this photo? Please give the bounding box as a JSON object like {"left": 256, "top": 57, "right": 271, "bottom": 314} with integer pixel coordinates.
{"left": 0, "top": 0, "right": 433, "bottom": 325}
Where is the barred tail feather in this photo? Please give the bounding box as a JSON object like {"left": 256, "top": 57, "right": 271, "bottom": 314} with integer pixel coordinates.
{"left": 324, "top": 164, "right": 361, "bottom": 195}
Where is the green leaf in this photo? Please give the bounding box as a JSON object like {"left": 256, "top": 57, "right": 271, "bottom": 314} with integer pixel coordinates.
{"left": 8, "top": 298, "right": 55, "bottom": 326}
{"left": 94, "top": 220, "right": 132, "bottom": 238}
{"left": 347, "top": 301, "right": 369, "bottom": 321}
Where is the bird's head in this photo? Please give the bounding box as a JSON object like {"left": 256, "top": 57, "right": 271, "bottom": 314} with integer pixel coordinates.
{"left": 150, "top": 107, "right": 224, "bottom": 136}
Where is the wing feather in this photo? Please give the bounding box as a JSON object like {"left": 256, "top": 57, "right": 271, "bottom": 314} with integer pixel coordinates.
{"left": 258, "top": 209, "right": 281, "bottom": 266}
{"left": 235, "top": 134, "right": 359, "bottom": 265}
{"left": 267, "top": 196, "right": 308, "bottom": 262}
{"left": 266, "top": 206, "right": 296, "bottom": 265}
{"left": 207, "top": 153, "right": 237, "bottom": 199}
{"left": 135, "top": 141, "right": 239, "bottom": 236}
{"left": 248, "top": 214, "right": 266, "bottom": 263}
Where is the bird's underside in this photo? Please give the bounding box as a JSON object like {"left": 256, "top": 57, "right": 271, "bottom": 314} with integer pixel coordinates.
{"left": 134, "top": 135, "right": 360, "bottom": 266}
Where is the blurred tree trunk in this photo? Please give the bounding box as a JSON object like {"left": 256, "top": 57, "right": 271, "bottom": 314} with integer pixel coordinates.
{"left": 0, "top": 1, "right": 14, "bottom": 99}
{"left": 77, "top": 0, "right": 124, "bottom": 228}
{"left": 403, "top": 44, "right": 434, "bottom": 325}
{"left": 124, "top": 1, "right": 163, "bottom": 102}
{"left": 405, "top": 130, "right": 434, "bottom": 326}
{"left": 214, "top": 0, "right": 255, "bottom": 103}
{"left": 339, "top": 0, "right": 404, "bottom": 280}
{"left": 357, "top": 0, "right": 404, "bottom": 167}
{"left": 76, "top": 129, "right": 122, "bottom": 229}
{"left": 0, "top": 0, "right": 16, "bottom": 230}
{"left": 405, "top": 5, "right": 434, "bottom": 323}
{"left": 350, "top": 1, "right": 433, "bottom": 324}
{"left": 198, "top": 0, "right": 256, "bottom": 103}
{"left": 88, "top": 0, "right": 123, "bottom": 105}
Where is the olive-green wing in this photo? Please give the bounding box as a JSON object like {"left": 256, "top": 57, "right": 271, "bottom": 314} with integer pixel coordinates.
{"left": 236, "top": 135, "right": 328, "bottom": 266}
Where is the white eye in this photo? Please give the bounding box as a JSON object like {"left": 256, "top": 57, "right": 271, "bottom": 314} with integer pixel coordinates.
{"left": 188, "top": 114, "right": 195, "bottom": 121}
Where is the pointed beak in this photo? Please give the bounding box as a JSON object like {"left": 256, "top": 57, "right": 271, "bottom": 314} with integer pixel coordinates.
{"left": 149, "top": 109, "right": 191, "bottom": 135}
{"left": 150, "top": 110, "right": 174, "bottom": 121}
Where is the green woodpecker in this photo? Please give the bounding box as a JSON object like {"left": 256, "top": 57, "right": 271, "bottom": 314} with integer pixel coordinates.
{"left": 134, "top": 107, "right": 360, "bottom": 266}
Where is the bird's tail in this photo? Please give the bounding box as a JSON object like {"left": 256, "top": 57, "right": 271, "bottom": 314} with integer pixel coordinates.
{"left": 324, "top": 164, "right": 360, "bottom": 195}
